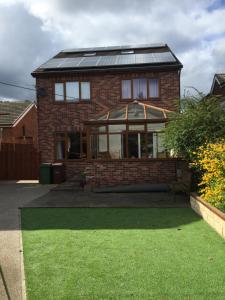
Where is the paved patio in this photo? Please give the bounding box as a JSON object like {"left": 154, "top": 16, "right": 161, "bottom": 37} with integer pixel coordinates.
{"left": 0, "top": 182, "right": 189, "bottom": 300}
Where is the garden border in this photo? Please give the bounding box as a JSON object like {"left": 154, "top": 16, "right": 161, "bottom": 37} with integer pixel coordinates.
{"left": 190, "top": 193, "right": 225, "bottom": 239}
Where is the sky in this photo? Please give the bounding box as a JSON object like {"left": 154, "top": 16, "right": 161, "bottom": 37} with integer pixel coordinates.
{"left": 0, "top": 0, "right": 225, "bottom": 101}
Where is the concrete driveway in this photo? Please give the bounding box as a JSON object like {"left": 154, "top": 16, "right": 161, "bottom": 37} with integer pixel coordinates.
{"left": 0, "top": 182, "right": 53, "bottom": 300}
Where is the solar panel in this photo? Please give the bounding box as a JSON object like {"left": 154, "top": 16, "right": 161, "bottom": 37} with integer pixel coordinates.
{"left": 97, "top": 56, "right": 117, "bottom": 66}
{"left": 62, "top": 43, "right": 166, "bottom": 53}
{"left": 117, "top": 54, "right": 136, "bottom": 65}
{"left": 78, "top": 56, "right": 100, "bottom": 67}
{"left": 59, "top": 57, "right": 84, "bottom": 68}
{"left": 40, "top": 51, "right": 176, "bottom": 69}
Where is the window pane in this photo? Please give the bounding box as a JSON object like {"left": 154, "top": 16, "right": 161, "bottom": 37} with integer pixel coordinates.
{"left": 67, "top": 132, "right": 80, "bottom": 159}
{"left": 129, "top": 124, "right": 145, "bottom": 131}
{"left": 109, "top": 134, "right": 124, "bottom": 159}
{"left": 140, "top": 133, "right": 147, "bottom": 158}
{"left": 98, "top": 135, "right": 107, "bottom": 152}
{"left": 149, "top": 79, "right": 159, "bottom": 98}
{"left": 128, "top": 133, "right": 139, "bottom": 158}
{"left": 109, "top": 107, "right": 126, "bottom": 120}
{"left": 128, "top": 103, "right": 144, "bottom": 119}
{"left": 56, "top": 140, "right": 65, "bottom": 159}
{"left": 147, "top": 123, "right": 165, "bottom": 132}
{"left": 122, "top": 80, "right": 131, "bottom": 99}
{"left": 108, "top": 124, "right": 126, "bottom": 133}
{"left": 90, "top": 134, "right": 108, "bottom": 159}
{"left": 157, "top": 132, "right": 166, "bottom": 158}
{"left": 66, "top": 82, "right": 79, "bottom": 101}
{"left": 146, "top": 133, "right": 153, "bottom": 158}
{"left": 133, "top": 79, "right": 147, "bottom": 99}
{"left": 146, "top": 107, "right": 164, "bottom": 119}
{"left": 98, "top": 135, "right": 109, "bottom": 159}
{"left": 81, "top": 82, "right": 90, "bottom": 100}
{"left": 55, "top": 83, "right": 64, "bottom": 101}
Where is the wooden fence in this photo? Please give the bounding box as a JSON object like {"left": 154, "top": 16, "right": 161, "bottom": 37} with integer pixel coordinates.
{"left": 0, "top": 143, "right": 39, "bottom": 180}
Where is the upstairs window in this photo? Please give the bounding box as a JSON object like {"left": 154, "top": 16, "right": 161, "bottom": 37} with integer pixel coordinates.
{"left": 54, "top": 81, "right": 91, "bottom": 102}
{"left": 121, "top": 78, "right": 159, "bottom": 100}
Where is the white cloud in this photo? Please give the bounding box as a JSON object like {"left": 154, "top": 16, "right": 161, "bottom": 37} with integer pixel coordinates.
{"left": 0, "top": 0, "right": 225, "bottom": 99}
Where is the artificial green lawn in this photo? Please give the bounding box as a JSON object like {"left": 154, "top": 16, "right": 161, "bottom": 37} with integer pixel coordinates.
{"left": 21, "top": 208, "right": 225, "bottom": 300}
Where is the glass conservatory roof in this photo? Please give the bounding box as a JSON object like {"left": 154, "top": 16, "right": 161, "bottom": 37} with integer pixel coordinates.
{"left": 96, "top": 101, "right": 171, "bottom": 121}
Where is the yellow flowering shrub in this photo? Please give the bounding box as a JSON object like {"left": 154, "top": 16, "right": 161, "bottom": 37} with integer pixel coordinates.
{"left": 193, "top": 141, "right": 225, "bottom": 211}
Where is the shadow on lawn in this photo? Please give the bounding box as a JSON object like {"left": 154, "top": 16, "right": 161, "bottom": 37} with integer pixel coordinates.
{"left": 21, "top": 207, "right": 200, "bottom": 231}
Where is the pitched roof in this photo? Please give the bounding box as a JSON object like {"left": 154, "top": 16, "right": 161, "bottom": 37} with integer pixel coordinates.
{"left": 86, "top": 100, "right": 172, "bottom": 124}
{"left": 210, "top": 73, "right": 225, "bottom": 94}
{"left": 215, "top": 74, "right": 225, "bottom": 86}
{"left": 0, "top": 101, "right": 33, "bottom": 127}
{"left": 32, "top": 43, "right": 182, "bottom": 75}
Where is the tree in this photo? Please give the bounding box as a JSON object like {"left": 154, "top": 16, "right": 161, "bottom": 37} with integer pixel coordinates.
{"left": 164, "top": 94, "right": 225, "bottom": 161}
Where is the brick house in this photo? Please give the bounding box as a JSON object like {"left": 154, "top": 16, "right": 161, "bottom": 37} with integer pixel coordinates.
{"left": 32, "top": 43, "right": 185, "bottom": 187}
{"left": 0, "top": 101, "right": 38, "bottom": 147}
{"left": 210, "top": 73, "right": 225, "bottom": 96}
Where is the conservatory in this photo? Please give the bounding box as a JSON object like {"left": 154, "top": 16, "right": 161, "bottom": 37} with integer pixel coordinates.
{"left": 84, "top": 101, "right": 171, "bottom": 160}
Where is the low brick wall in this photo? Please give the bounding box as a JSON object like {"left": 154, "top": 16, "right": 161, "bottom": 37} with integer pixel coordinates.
{"left": 65, "top": 158, "right": 187, "bottom": 187}
{"left": 190, "top": 194, "right": 225, "bottom": 239}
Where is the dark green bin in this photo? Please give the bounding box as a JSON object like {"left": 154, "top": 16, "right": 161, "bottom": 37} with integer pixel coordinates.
{"left": 39, "top": 163, "right": 52, "bottom": 184}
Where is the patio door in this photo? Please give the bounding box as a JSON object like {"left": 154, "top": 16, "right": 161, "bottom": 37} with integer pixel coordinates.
{"left": 127, "top": 133, "right": 146, "bottom": 158}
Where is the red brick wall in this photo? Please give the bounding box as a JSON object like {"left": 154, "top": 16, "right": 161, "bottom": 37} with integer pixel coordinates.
{"left": 2, "top": 105, "right": 38, "bottom": 147}
{"left": 36, "top": 70, "right": 180, "bottom": 164}
{"left": 64, "top": 158, "right": 186, "bottom": 187}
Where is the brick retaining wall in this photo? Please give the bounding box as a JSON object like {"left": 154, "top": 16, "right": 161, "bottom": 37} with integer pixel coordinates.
{"left": 65, "top": 158, "right": 187, "bottom": 187}
{"left": 190, "top": 194, "right": 225, "bottom": 239}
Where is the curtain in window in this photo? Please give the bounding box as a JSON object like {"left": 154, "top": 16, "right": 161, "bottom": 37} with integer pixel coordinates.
{"left": 122, "top": 80, "right": 131, "bottom": 99}
{"left": 81, "top": 82, "right": 90, "bottom": 100}
{"left": 133, "top": 79, "right": 147, "bottom": 99}
{"left": 149, "top": 79, "right": 159, "bottom": 98}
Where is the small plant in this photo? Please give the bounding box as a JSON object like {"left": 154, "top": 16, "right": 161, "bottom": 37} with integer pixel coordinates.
{"left": 79, "top": 171, "right": 86, "bottom": 190}
{"left": 193, "top": 141, "right": 225, "bottom": 212}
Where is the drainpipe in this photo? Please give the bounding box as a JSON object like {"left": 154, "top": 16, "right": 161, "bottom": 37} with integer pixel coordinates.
{"left": 0, "top": 128, "right": 3, "bottom": 151}
{"left": 178, "top": 69, "right": 181, "bottom": 112}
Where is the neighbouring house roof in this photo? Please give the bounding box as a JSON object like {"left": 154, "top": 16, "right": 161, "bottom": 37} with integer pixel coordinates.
{"left": 210, "top": 73, "right": 225, "bottom": 94}
{"left": 215, "top": 74, "right": 225, "bottom": 86}
{"left": 87, "top": 101, "right": 172, "bottom": 124}
{"left": 32, "top": 43, "right": 182, "bottom": 75}
{"left": 0, "top": 101, "right": 34, "bottom": 127}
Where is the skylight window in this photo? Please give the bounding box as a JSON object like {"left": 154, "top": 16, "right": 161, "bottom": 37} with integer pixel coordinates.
{"left": 83, "top": 52, "right": 96, "bottom": 57}
{"left": 121, "top": 50, "right": 134, "bottom": 54}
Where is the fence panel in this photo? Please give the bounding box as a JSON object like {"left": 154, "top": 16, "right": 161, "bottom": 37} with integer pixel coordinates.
{"left": 0, "top": 143, "right": 39, "bottom": 180}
